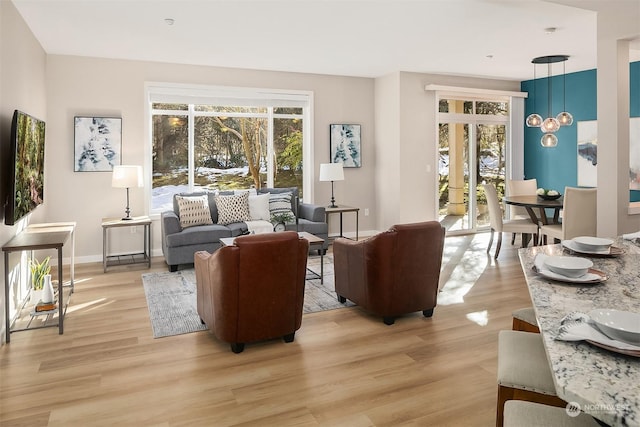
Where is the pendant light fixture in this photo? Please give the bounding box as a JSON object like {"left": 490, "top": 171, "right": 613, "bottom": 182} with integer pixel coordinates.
{"left": 525, "top": 55, "right": 573, "bottom": 147}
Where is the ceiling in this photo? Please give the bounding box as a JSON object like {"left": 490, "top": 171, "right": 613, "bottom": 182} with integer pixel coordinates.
{"left": 11, "top": 0, "right": 640, "bottom": 81}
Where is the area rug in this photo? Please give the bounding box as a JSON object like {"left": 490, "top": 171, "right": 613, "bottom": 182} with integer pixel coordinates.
{"left": 142, "top": 255, "right": 353, "bottom": 338}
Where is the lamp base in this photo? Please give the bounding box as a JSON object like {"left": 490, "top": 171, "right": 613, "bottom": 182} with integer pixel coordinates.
{"left": 121, "top": 217, "right": 133, "bottom": 221}
{"left": 327, "top": 203, "right": 338, "bottom": 208}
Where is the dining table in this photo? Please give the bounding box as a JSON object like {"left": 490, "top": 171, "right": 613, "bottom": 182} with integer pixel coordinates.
{"left": 518, "top": 237, "right": 640, "bottom": 427}
{"left": 504, "top": 195, "right": 564, "bottom": 225}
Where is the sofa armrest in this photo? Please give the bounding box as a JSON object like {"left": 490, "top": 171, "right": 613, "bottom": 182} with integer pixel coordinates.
{"left": 298, "top": 202, "right": 326, "bottom": 223}
{"left": 161, "top": 210, "right": 182, "bottom": 237}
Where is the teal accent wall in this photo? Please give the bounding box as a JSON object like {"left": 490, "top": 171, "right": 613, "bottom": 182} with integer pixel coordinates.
{"left": 521, "top": 61, "right": 640, "bottom": 202}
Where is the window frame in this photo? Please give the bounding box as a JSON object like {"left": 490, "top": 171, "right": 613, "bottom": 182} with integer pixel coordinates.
{"left": 144, "top": 83, "right": 314, "bottom": 217}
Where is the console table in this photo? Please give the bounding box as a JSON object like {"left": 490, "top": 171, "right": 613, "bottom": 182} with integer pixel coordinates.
{"left": 102, "top": 216, "right": 152, "bottom": 272}
{"left": 325, "top": 205, "right": 359, "bottom": 241}
{"left": 3, "top": 222, "right": 76, "bottom": 343}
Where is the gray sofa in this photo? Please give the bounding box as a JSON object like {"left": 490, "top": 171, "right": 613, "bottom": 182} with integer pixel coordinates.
{"left": 161, "top": 187, "right": 328, "bottom": 271}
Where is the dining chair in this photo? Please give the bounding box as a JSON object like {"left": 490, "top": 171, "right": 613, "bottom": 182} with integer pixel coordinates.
{"left": 511, "top": 307, "right": 539, "bottom": 333}
{"left": 483, "top": 183, "right": 539, "bottom": 258}
{"left": 539, "top": 187, "right": 596, "bottom": 244}
{"left": 506, "top": 179, "right": 538, "bottom": 220}
{"left": 503, "top": 401, "right": 600, "bottom": 427}
{"left": 496, "top": 330, "right": 567, "bottom": 427}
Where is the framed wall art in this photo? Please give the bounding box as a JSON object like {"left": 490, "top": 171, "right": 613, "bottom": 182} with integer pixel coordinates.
{"left": 74, "top": 116, "right": 122, "bottom": 172}
{"left": 577, "top": 120, "right": 597, "bottom": 187}
{"left": 330, "top": 124, "right": 361, "bottom": 168}
{"left": 631, "top": 117, "right": 640, "bottom": 191}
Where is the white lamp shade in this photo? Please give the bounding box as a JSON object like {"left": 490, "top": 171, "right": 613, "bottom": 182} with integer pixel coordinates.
{"left": 319, "top": 163, "right": 344, "bottom": 182}
{"left": 112, "top": 165, "right": 143, "bottom": 188}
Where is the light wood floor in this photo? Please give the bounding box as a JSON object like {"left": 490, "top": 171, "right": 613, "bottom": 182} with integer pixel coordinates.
{"left": 0, "top": 233, "right": 532, "bottom": 427}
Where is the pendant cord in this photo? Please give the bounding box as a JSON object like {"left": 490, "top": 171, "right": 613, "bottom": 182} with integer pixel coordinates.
{"left": 547, "top": 62, "right": 552, "bottom": 119}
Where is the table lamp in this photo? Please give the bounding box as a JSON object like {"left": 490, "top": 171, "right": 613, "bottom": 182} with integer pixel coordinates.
{"left": 112, "top": 165, "right": 143, "bottom": 220}
{"left": 319, "top": 163, "right": 344, "bottom": 208}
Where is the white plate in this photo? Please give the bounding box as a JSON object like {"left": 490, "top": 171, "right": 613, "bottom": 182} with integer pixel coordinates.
{"left": 534, "top": 266, "right": 606, "bottom": 284}
{"left": 561, "top": 240, "right": 623, "bottom": 256}
{"left": 589, "top": 309, "right": 640, "bottom": 345}
{"left": 543, "top": 256, "right": 593, "bottom": 278}
{"left": 573, "top": 236, "right": 614, "bottom": 252}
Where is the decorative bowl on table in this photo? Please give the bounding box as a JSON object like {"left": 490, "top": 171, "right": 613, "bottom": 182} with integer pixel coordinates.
{"left": 536, "top": 188, "right": 561, "bottom": 200}
{"left": 543, "top": 255, "right": 593, "bottom": 278}
{"left": 573, "top": 236, "right": 614, "bottom": 252}
{"left": 589, "top": 309, "right": 640, "bottom": 345}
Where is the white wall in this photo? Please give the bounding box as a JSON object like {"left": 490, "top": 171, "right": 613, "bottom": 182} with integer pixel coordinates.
{"left": 0, "top": 0, "right": 48, "bottom": 343}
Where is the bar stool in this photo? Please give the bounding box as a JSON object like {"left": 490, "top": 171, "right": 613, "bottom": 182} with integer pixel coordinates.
{"left": 504, "top": 401, "right": 600, "bottom": 427}
{"left": 512, "top": 307, "right": 540, "bottom": 333}
{"left": 497, "top": 330, "right": 567, "bottom": 427}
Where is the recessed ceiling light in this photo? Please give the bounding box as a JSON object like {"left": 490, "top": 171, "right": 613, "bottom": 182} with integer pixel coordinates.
{"left": 544, "top": 27, "right": 556, "bottom": 34}
{"left": 486, "top": 54, "right": 494, "bottom": 59}
{"left": 164, "top": 18, "right": 175, "bottom": 26}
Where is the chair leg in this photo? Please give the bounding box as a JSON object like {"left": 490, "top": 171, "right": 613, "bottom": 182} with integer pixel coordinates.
{"left": 169, "top": 264, "right": 178, "bottom": 272}
{"left": 283, "top": 332, "right": 295, "bottom": 343}
{"left": 383, "top": 316, "right": 395, "bottom": 325}
{"left": 337, "top": 295, "right": 346, "bottom": 303}
{"left": 511, "top": 233, "right": 516, "bottom": 245}
{"left": 494, "top": 232, "right": 503, "bottom": 259}
{"left": 423, "top": 308, "right": 434, "bottom": 318}
{"left": 487, "top": 229, "right": 495, "bottom": 254}
{"left": 231, "top": 343, "right": 245, "bottom": 354}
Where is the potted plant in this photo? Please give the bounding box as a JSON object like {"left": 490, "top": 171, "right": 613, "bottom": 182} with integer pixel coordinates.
{"left": 29, "top": 256, "right": 51, "bottom": 303}
{"left": 271, "top": 212, "right": 295, "bottom": 232}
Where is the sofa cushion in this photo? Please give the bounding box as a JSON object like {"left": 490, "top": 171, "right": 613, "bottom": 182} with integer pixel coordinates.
{"left": 258, "top": 187, "right": 298, "bottom": 214}
{"left": 166, "top": 224, "right": 233, "bottom": 247}
{"left": 173, "top": 192, "right": 219, "bottom": 224}
{"left": 269, "top": 192, "right": 295, "bottom": 223}
{"left": 215, "top": 192, "right": 251, "bottom": 225}
{"left": 297, "top": 218, "right": 328, "bottom": 236}
{"left": 175, "top": 195, "right": 213, "bottom": 228}
{"left": 248, "top": 193, "right": 271, "bottom": 221}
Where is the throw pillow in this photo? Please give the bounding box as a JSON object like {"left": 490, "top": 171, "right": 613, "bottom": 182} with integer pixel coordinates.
{"left": 269, "top": 192, "right": 295, "bottom": 223}
{"left": 248, "top": 193, "right": 271, "bottom": 221}
{"left": 176, "top": 195, "right": 213, "bottom": 229}
{"left": 215, "top": 192, "right": 251, "bottom": 225}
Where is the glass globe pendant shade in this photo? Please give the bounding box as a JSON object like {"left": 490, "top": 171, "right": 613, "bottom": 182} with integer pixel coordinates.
{"left": 541, "top": 133, "right": 558, "bottom": 147}
{"left": 526, "top": 114, "right": 543, "bottom": 127}
{"left": 556, "top": 111, "right": 574, "bottom": 126}
{"left": 541, "top": 117, "right": 560, "bottom": 133}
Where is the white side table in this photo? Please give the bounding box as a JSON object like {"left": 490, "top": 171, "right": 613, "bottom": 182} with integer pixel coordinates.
{"left": 102, "top": 216, "right": 152, "bottom": 272}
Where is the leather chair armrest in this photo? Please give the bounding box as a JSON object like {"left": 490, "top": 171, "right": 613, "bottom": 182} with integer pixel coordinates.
{"left": 298, "top": 203, "right": 326, "bottom": 223}
{"left": 161, "top": 210, "right": 182, "bottom": 236}
{"left": 334, "top": 237, "right": 366, "bottom": 300}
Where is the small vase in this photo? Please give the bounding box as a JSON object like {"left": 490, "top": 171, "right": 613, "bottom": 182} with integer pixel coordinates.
{"left": 41, "top": 274, "right": 55, "bottom": 303}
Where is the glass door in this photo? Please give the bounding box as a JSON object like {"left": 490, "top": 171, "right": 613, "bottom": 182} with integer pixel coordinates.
{"left": 476, "top": 123, "right": 506, "bottom": 228}
{"left": 438, "top": 98, "right": 508, "bottom": 234}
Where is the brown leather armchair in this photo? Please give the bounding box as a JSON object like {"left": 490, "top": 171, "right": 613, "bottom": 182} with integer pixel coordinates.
{"left": 194, "top": 231, "right": 309, "bottom": 353}
{"left": 333, "top": 221, "right": 445, "bottom": 325}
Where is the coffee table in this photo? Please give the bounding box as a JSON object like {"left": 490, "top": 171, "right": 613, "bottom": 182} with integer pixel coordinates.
{"left": 220, "top": 232, "right": 325, "bottom": 283}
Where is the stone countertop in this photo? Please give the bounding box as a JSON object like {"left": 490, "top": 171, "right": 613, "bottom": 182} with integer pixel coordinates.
{"left": 517, "top": 238, "right": 640, "bottom": 427}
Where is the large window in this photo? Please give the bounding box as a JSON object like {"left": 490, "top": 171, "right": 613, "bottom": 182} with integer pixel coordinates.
{"left": 147, "top": 85, "right": 311, "bottom": 213}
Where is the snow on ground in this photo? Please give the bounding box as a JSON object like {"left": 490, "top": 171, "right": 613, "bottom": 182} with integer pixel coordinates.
{"left": 151, "top": 166, "right": 253, "bottom": 211}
